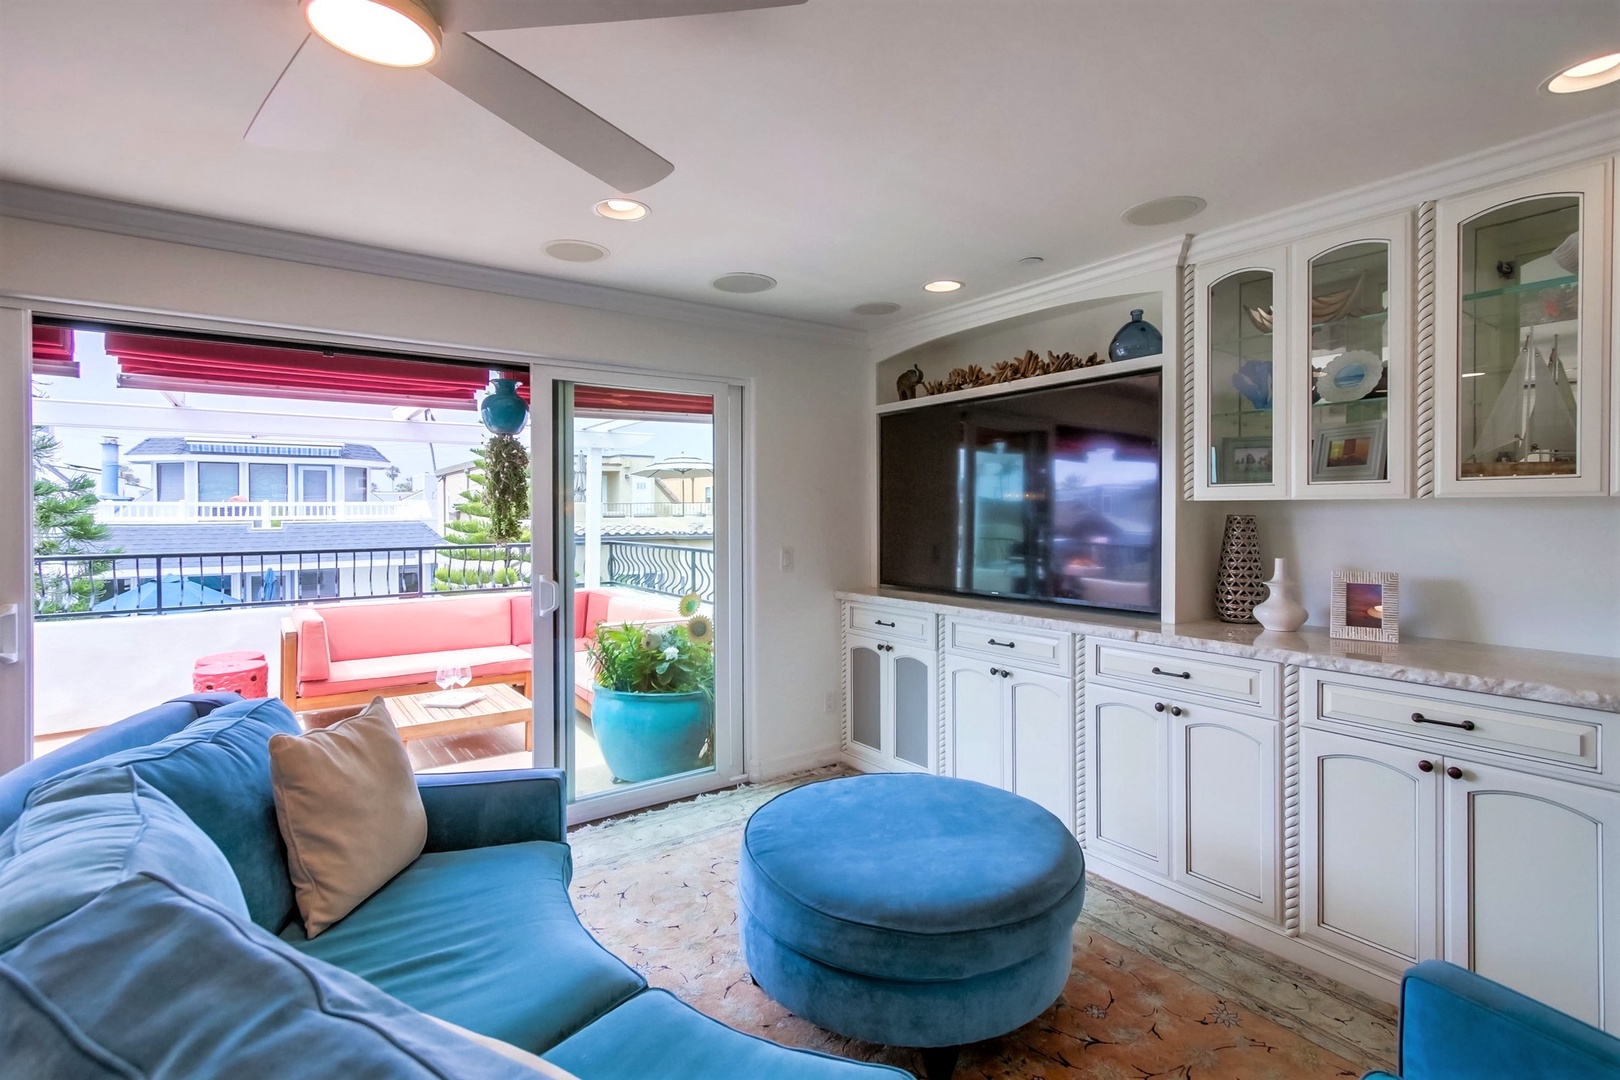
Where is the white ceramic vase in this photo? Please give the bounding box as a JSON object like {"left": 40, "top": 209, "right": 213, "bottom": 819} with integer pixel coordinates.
{"left": 1253, "top": 557, "right": 1307, "bottom": 633}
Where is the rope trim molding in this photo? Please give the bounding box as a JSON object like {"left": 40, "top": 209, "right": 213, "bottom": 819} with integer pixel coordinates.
{"left": 1415, "top": 200, "right": 1438, "bottom": 499}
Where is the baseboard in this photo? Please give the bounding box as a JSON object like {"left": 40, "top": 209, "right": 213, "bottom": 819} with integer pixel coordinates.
{"left": 751, "top": 743, "right": 842, "bottom": 782}
{"left": 1084, "top": 850, "right": 1403, "bottom": 1005}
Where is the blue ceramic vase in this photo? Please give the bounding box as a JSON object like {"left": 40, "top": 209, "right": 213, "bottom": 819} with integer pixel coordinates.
{"left": 591, "top": 688, "right": 713, "bottom": 783}
{"left": 480, "top": 377, "right": 528, "bottom": 435}
{"left": 1109, "top": 309, "right": 1163, "bottom": 361}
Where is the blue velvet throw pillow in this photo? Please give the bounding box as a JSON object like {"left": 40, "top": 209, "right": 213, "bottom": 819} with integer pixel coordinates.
{"left": 0, "top": 769, "right": 247, "bottom": 952}
{"left": 37, "top": 696, "right": 302, "bottom": 930}
{"left": 0, "top": 874, "right": 546, "bottom": 1079}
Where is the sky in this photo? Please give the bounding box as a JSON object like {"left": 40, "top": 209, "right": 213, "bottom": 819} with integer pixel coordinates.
{"left": 33, "top": 331, "right": 713, "bottom": 509}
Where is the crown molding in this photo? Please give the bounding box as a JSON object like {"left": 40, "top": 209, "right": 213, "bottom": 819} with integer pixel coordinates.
{"left": 0, "top": 181, "right": 863, "bottom": 350}
{"left": 1186, "top": 109, "right": 1620, "bottom": 265}
{"left": 868, "top": 236, "right": 1188, "bottom": 361}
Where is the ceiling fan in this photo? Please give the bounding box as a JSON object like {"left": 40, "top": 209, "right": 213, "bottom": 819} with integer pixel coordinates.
{"left": 247, "top": 0, "right": 807, "bottom": 192}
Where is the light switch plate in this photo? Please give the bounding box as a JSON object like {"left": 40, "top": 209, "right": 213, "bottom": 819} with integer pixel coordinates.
{"left": 779, "top": 546, "right": 795, "bottom": 571}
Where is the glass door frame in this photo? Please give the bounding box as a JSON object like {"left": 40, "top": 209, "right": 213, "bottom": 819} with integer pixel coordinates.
{"left": 0, "top": 307, "right": 33, "bottom": 774}
{"left": 527, "top": 361, "right": 746, "bottom": 824}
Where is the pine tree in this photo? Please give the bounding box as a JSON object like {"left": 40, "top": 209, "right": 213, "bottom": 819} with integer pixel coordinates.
{"left": 33, "top": 429, "right": 113, "bottom": 613}
{"left": 436, "top": 438, "right": 530, "bottom": 592}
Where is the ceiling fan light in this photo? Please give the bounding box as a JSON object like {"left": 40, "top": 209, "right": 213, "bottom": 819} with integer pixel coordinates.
{"left": 303, "top": 0, "right": 441, "bottom": 68}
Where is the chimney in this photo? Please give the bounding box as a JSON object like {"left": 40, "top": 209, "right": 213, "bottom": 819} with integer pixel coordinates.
{"left": 100, "top": 437, "right": 120, "bottom": 498}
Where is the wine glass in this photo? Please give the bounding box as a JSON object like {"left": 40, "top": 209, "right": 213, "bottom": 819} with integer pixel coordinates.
{"left": 453, "top": 664, "right": 472, "bottom": 690}
{"left": 435, "top": 665, "right": 456, "bottom": 692}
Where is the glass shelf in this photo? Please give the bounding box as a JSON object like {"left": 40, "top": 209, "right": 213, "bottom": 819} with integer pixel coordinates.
{"left": 1460, "top": 278, "right": 1578, "bottom": 333}
{"left": 1462, "top": 274, "right": 1578, "bottom": 303}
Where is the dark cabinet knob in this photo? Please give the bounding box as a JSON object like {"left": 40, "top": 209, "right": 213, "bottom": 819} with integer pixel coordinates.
{"left": 1418, "top": 759, "right": 1435, "bottom": 773}
{"left": 1169, "top": 705, "right": 1184, "bottom": 717}
{"left": 989, "top": 667, "right": 1001, "bottom": 676}
{"left": 1153, "top": 702, "right": 1166, "bottom": 712}
{"left": 1000, "top": 669, "right": 1011, "bottom": 679}
{"left": 1446, "top": 766, "right": 1464, "bottom": 780}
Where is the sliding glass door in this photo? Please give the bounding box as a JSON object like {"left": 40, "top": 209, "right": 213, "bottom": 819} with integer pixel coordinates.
{"left": 541, "top": 373, "right": 742, "bottom": 819}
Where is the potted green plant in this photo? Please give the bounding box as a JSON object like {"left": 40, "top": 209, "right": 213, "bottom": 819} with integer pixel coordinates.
{"left": 585, "top": 597, "right": 714, "bottom": 783}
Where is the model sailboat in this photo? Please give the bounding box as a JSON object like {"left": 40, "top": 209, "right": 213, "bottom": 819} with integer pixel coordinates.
{"left": 1470, "top": 332, "right": 1578, "bottom": 466}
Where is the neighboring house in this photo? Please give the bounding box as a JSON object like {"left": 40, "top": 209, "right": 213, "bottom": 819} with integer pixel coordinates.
{"left": 119, "top": 436, "right": 391, "bottom": 511}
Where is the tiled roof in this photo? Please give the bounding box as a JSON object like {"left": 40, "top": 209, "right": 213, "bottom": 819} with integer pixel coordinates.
{"left": 91, "top": 520, "right": 447, "bottom": 556}
{"left": 124, "top": 437, "right": 388, "bottom": 464}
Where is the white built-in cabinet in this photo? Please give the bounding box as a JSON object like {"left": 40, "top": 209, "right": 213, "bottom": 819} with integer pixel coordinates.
{"left": 841, "top": 602, "right": 936, "bottom": 774}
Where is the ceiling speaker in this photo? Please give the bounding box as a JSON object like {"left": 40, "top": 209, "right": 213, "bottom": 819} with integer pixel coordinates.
{"left": 544, "top": 240, "right": 608, "bottom": 262}
{"left": 1122, "top": 196, "right": 1208, "bottom": 227}
{"left": 712, "top": 273, "right": 778, "bottom": 294}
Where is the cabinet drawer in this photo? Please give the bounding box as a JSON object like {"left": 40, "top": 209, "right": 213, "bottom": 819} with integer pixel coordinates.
{"left": 845, "top": 603, "right": 935, "bottom": 647}
{"left": 1310, "top": 674, "right": 1601, "bottom": 772}
{"left": 1090, "top": 640, "right": 1279, "bottom": 713}
{"left": 945, "top": 618, "right": 1071, "bottom": 675}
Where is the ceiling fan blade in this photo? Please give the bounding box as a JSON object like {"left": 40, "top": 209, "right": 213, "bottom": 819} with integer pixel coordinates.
{"left": 430, "top": 32, "right": 673, "bottom": 192}
{"left": 244, "top": 35, "right": 371, "bottom": 150}
{"left": 440, "top": 0, "right": 806, "bottom": 33}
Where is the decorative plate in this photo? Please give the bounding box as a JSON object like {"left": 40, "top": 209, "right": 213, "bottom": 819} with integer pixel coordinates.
{"left": 1318, "top": 350, "right": 1383, "bottom": 403}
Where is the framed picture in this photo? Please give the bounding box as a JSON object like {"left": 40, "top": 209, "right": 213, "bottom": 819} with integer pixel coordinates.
{"left": 1312, "top": 419, "right": 1387, "bottom": 483}
{"left": 1219, "top": 436, "right": 1274, "bottom": 484}
{"left": 1331, "top": 570, "right": 1399, "bottom": 642}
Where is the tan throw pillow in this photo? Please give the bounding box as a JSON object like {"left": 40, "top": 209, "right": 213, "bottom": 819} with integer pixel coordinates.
{"left": 426, "top": 1016, "right": 584, "bottom": 1079}
{"left": 269, "top": 697, "right": 426, "bottom": 937}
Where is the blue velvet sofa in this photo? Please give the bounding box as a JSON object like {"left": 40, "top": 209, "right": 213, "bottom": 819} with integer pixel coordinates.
{"left": 0, "top": 693, "right": 913, "bottom": 1079}
{"left": 1366, "top": 961, "right": 1620, "bottom": 1080}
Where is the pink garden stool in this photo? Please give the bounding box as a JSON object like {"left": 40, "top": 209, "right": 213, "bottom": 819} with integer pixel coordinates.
{"left": 192, "top": 651, "right": 269, "bottom": 699}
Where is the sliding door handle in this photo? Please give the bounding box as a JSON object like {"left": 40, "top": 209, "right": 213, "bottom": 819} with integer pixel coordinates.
{"left": 0, "top": 603, "right": 17, "bottom": 665}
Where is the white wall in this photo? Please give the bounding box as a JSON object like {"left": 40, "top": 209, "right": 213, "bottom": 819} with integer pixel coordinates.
{"left": 0, "top": 216, "right": 870, "bottom": 778}
{"left": 1219, "top": 498, "right": 1620, "bottom": 658}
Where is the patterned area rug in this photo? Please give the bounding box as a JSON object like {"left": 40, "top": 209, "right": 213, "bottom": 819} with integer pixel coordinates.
{"left": 569, "top": 767, "right": 1397, "bottom": 1079}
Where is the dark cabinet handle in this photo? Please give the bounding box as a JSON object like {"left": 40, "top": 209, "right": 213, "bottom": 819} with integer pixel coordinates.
{"left": 1418, "top": 759, "right": 1435, "bottom": 773}
{"left": 1446, "top": 766, "right": 1464, "bottom": 780}
{"left": 1152, "top": 666, "right": 1192, "bottom": 680}
{"left": 875, "top": 620, "right": 896, "bottom": 628}
{"left": 1170, "top": 705, "right": 1184, "bottom": 717}
{"left": 1000, "top": 669, "right": 1011, "bottom": 679}
{"left": 989, "top": 667, "right": 1002, "bottom": 676}
{"left": 987, "top": 638, "right": 1016, "bottom": 648}
{"left": 1154, "top": 702, "right": 1166, "bottom": 712}
{"left": 1412, "top": 712, "right": 1476, "bottom": 731}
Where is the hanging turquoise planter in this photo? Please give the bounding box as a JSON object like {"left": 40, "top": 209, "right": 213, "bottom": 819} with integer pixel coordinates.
{"left": 480, "top": 376, "right": 528, "bottom": 434}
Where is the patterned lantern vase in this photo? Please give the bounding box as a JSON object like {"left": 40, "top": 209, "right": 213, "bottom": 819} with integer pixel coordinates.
{"left": 1215, "top": 514, "right": 1265, "bottom": 624}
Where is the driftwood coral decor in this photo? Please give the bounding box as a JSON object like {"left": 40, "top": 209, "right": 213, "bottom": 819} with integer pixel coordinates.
{"left": 920, "top": 350, "right": 1103, "bottom": 398}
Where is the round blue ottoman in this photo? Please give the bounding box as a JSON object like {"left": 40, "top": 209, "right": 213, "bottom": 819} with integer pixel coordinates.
{"left": 738, "top": 774, "right": 1084, "bottom": 1077}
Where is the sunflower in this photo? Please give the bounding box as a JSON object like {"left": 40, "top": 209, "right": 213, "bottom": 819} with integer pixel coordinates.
{"left": 687, "top": 614, "right": 714, "bottom": 643}
{"left": 678, "top": 592, "right": 703, "bottom": 618}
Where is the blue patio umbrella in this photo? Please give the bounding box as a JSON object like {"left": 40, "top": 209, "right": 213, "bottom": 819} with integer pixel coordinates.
{"left": 92, "top": 576, "right": 241, "bottom": 612}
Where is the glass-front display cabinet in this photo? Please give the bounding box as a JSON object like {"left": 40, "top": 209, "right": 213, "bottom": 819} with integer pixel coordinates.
{"left": 1436, "top": 162, "right": 1609, "bottom": 496}
{"left": 1288, "top": 215, "right": 1412, "bottom": 499}
{"left": 1194, "top": 249, "right": 1291, "bottom": 499}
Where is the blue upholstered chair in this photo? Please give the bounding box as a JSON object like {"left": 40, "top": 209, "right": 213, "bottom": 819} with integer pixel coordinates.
{"left": 1367, "top": 961, "right": 1620, "bottom": 1079}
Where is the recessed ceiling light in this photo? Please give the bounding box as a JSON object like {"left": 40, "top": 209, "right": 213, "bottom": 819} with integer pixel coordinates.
{"left": 302, "top": 0, "right": 441, "bottom": 68}
{"left": 1122, "top": 196, "right": 1208, "bottom": 227}
{"left": 544, "top": 240, "right": 608, "bottom": 263}
{"left": 852, "top": 302, "right": 901, "bottom": 316}
{"left": 1018, "top": 256, "right": 1045, "bottom": 267}
{"left": 712, "top": 273, "right": 777, "bottom": 294}
{"left": 594, "top": 198, "right": 649, "bottom": 221}
{"left": 923, "top": 280, "right": 963, "bottom": 293}
{"left": 1546, "top": 51, "right": 1620, "bottom": 93}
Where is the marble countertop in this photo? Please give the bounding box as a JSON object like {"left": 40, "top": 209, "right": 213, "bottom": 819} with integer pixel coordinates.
{"left": 837, "top": 588, "right": 1620, "bottom": 713}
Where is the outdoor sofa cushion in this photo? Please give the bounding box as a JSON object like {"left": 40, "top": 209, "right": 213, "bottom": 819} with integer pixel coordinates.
{"left": 0, "top": 874, "right": 543, "bottom": 1079}
{"left": 0, "top": 768, "right": 247, "bottom": 951}
{"left": 282, "top": 839, "right": 646, "bottom": 1053}
{"left": 318, "top": 645, "right": 531, "bottom": 698}
{"left": 39, "top": 696, "right": 301, "bottom": 931}
{"left": 322, "top": 593, "right": 519, "bottom": 662}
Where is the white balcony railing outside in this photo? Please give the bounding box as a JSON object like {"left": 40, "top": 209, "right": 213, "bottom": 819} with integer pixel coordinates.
{"left": 94, "top": 499, "right": 434, "bottom": 525}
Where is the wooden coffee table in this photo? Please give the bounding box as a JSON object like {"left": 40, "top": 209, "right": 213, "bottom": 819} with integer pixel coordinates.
{"left": 384, "top": 683, "right": 533, "bottom": 751}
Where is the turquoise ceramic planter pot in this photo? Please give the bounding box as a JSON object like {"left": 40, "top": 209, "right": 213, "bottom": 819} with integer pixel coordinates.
{"left": 480, "top": 377, "right": 528, "bottom": 435}
{"left": 591, "top": 688, "right": 712, "bottom": 783}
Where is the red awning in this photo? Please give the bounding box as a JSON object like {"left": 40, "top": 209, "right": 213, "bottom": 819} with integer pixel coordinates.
{"left": 105, "top": 332, "right": 516, "bottom": 410}
{"left": 574, "top": 385, "right": 713, "bottom": 417}
{"left": 32, "top": 326, "right": 77, "bottom": 378}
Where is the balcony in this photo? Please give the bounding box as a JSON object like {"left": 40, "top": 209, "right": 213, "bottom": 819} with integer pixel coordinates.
{"left": 95, "top": 498, "right": 434, "bottom": 526}
{"left": 596, "top": 500, "right": 710, "bottom": 519}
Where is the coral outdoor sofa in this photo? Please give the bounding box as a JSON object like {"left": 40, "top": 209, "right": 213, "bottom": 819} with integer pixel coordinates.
{"left": 279, "top": 589, "right": 682, "bottom": 714}
{"left": 0, "top": 692, "right": 912, "bottom": 1080}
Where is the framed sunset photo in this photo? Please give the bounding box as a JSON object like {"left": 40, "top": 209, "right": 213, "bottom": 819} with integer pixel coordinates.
{"left": 1331, "top": 570, "right": 1399, "bottom": 642}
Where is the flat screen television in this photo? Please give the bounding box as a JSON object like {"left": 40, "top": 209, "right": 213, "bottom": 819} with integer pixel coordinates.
{"left": 879, "top": 370, "right": 1162, "bottom": 614}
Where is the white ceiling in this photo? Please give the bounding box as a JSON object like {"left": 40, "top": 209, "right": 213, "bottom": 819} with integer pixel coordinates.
{"left": 2, "top": 0, "right": 1617, "bottom": 330}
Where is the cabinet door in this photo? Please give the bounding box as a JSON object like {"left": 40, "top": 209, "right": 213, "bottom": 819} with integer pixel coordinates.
{"left": 889, "top": 643, "right": 936, "bottom": 773}
{"left": 1086, "top": 685, "right": 1170, "bottom": 873}
{"left": 1444, "top": 760, "right": 1620, "bottom": 1032}
{"left": 1436, "top": 160, "right": 1610, "bottom": 496}
{"left": 1193, "top": 248, "right": 1292, "bottom": 500}
{"left": 1006, "top": 668, "right": 1075, "bottom": 833}
{"left": 1300, "top": 729, "right": 1440, "bottom": 974}
{"left": 945, "top": 655, "right": 1005, "bottom": 788}
{"left": 846, "top": 638, "right": 884, "bottom": 759}
{"left": 1288, "top": 215, "right": 1412, "bottom": 499}
{"left": 1171, "top": 704, "right": 1279, "bottom": 920}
